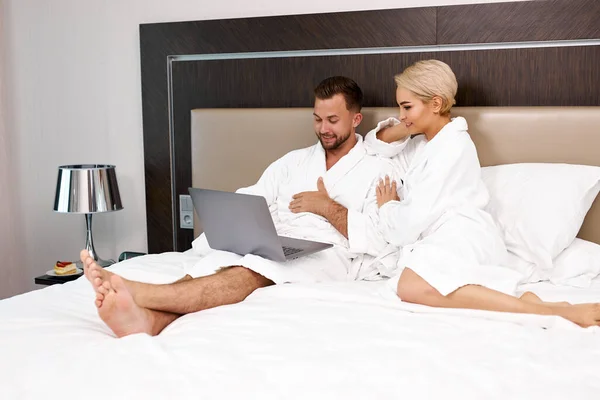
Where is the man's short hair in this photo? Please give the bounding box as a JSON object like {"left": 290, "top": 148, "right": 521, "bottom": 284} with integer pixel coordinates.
{"left": 314, "top": 76, "right": 363, "bottom": 112}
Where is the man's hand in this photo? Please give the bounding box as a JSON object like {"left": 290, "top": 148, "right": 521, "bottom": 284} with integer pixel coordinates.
{"left": 376, "top": 175, "right": 400, "bottom": 208}
{"left": 290, "top": 177, "right": 349, "bottom": 238}
{"left": 289, "top": 177, "right": 332, "bottom": 217}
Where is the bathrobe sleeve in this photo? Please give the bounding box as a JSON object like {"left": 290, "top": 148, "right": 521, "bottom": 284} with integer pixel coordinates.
{"left": 192, "top": 154, "right": 292, "bottom": 254}
{"left": 346, "top": 160, "right": 397, "bottom": 256}
{"left": 235, "top": 153, "right": 292, "bottom": 207}
{"left": 364, "top": 117, "right": 411, "bottom": 157}
{"left": 377, "top": 136, "right": 477, "bottom": 247}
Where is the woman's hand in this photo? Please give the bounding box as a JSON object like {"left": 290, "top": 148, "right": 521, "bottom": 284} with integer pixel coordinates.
{"left": 376, "top": 122, "right": 410, "bottom": 143}
{"left": 376, "top": 176, "right": 400, "bottom": 208}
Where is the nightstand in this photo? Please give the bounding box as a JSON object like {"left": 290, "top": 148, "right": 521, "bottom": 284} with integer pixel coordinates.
{"left": 34, "top": 252, "right": 146, "bottom": 286}
{"left": 34, "top": 273, "right": 82, "bottom": 286}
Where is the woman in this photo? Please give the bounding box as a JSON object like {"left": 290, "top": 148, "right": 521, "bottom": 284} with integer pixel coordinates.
{"left": 366, "top": 59, "right": 600, "bottom": 327}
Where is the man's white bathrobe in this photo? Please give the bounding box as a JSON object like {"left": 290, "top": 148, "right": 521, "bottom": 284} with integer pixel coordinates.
{"left": 188, "top": 134, "right": 397, "bottom": 284}
{"left": 365, "top": 117, "right": 522, "bottom": 295}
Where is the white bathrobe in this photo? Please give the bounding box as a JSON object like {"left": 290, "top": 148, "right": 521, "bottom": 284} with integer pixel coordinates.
{"left": 364, "top": 117, "right": 522, "bottom": 295}
{"left": 188, "top": 134, "right": 398, "bottom": 284}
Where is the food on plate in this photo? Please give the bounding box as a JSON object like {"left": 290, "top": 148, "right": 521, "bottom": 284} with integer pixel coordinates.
{"left": 54, "top": 261, "right": 78, "bottom": 276}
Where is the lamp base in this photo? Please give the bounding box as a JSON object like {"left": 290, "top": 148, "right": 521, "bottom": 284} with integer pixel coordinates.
{"left": 94, "top": 258, "right": 116, "bottom": 268}
{"left": 83, "top": 213, "right": 115, "bottom": 268}
{"left": 75, "top": 258, "right": 115, "bottom": 269}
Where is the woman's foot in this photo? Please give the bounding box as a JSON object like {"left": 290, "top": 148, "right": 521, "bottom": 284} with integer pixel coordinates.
{"left": 552, "top": 303, "right": 600, "bottom": 328}
{"left": 96, "top": 275, "right": 154, "bottom": 338}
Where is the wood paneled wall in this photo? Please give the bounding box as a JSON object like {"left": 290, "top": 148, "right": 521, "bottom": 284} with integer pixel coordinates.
{"left": 140, "top": 0, "right": 600, "bottom": 253}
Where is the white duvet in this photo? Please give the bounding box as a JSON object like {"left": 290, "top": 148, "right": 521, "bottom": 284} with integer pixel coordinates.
{"left": 1, "top": 252, "right": 599, "bottom": 400}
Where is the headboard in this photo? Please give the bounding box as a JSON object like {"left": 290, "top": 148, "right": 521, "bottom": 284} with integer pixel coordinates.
{"left": 191, "top": 107, "right": 600, "bottom": 245}
{"left": 140, "top": 0, "right": 600, "bottom": 252}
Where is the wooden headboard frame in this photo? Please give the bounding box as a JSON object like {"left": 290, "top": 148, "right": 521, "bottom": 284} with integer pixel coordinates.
{"left": 140, "top": 0, "right": 600, "bottom": 253}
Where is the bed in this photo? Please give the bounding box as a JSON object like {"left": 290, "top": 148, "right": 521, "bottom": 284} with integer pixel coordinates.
{"left": 2, "top": 106, "right": 600, "bottom": 399}
{"left": 4, "top": 1, "right": 600, "bottom": 398}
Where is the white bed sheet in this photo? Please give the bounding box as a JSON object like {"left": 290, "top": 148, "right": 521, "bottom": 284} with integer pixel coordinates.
{"left": 1, "top": 252, "right": 599, "bottom": 399}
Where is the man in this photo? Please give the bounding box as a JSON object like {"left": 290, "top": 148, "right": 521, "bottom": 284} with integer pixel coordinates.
{"left": 83, "top": 76, "right": 397, "bottom": 338}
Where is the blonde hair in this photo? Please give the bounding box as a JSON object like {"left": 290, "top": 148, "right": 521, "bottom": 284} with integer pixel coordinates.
{"left": 394, "top": 60, "right": 458, "bottom": 115}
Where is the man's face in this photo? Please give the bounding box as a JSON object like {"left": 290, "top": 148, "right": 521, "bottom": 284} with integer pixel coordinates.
{"left": 313, "top": 94, "right": 358, "bottom": 151}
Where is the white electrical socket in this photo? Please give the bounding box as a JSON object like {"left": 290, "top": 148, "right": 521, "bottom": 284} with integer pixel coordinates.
{"left": 179, "top": 194, "right": 194, "bottom": 229}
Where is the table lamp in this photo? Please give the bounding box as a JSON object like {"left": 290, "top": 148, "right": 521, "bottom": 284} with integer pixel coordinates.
{"left": 53, "top": 164, "right": 123, "bottom": 267}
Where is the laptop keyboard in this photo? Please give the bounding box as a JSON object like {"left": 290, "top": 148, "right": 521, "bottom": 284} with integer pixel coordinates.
{"left": 282, "top": 246, "right": 303, "bottom": 257}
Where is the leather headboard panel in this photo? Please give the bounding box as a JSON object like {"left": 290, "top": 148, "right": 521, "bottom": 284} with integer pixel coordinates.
{"left": 191, "top": 107, "right": 600, "bottom": 244}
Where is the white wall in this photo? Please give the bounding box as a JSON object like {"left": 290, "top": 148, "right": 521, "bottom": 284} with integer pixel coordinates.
{"left": 0, "top": 0, "right": 529, "bottom": 298}
{"left": 0, "top": 0, "right": 26, "bottom": 299}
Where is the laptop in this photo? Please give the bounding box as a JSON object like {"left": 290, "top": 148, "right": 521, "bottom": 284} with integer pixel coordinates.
{"left": 188, "top": 188, "right": 333, "bottom": 262}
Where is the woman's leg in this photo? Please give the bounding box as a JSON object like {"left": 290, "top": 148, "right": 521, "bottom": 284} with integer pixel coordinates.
{"left": 397, "top": 268, "right": 600, "bottom": 327}
{"left": 519, "top": 292, "right": 570, "bottom": 307}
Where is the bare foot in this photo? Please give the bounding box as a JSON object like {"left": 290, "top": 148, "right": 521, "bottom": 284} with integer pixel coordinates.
{"left": 552, "top": 303, "right": 600, "bottom": 328}
{"left": 95, "top": 281, "right": 110, "bottom": 308}
{"left": 96, "top": 275, "right": 154, "bottom": 338}
{"left": 80, "top": 249, "right": 114, "bottom": 293}
{"left": 520, "top": 291, "right": 570, "bottom": 307}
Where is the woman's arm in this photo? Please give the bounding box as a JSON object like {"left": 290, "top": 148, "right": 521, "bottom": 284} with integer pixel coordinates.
{"left": 363, "top": 118, "right": 412, "bottom": 158}
{"left": 376, "top": 120, "right": 411, "bottom": 143}
{"left": 376, "top": 137, "right": 476, "bottom": 247}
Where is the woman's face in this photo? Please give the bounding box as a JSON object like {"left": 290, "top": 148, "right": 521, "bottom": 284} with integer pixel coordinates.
{"left": 395, "top": 87, "right": 437, "bottom": 136}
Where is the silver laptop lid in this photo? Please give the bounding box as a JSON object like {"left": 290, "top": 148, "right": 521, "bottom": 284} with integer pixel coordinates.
{"left": 188, "top": 188, "right": 287, "bottom": 261}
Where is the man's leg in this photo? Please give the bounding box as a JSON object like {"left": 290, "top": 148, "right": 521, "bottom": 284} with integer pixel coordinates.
{"left": 82, "top": 250, "right": 182, "bottom": 296}
{"left": 397, "top": 267, "right": 600, "bottom": 328}
{"left": 82, "top": 251, "right": 274, "bottom": 337}
{"left": 82, "top": 250, "right": 273, "bottom": 314}
{"left": 128, "top": 265, "right": 274, "bottom": 314}
{"left": 94, "top": 274, "right": 181, "bottom": 337}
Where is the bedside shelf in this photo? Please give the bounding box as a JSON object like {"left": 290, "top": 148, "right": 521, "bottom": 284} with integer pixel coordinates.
{"left": 34, "top": 273, "right": 83, "bottom": 286}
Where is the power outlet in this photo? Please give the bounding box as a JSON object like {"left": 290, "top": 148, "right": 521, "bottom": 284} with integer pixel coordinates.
{"left": 179, "top": 194, "right": 194, "bottom": 229}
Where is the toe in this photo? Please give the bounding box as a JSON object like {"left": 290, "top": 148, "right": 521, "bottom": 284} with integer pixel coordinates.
{"left": 93, "top": 277, "right": 103, "bottom": 288}
{"left": 98, "top": 284, "right": 109, "bottom": 296}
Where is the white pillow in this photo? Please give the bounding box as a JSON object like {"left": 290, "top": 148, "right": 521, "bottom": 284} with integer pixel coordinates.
{"left": 481, "top": 163, "right": 600, "bottom": 275}
{"left": 550, "top": 239, "right": 600, "bottom": 288}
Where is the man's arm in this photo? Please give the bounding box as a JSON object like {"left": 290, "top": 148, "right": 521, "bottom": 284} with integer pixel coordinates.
{"left": 235, "top": 155, "right": 288, "bottom": 205}
{"left": 320, "top": 200, "right": 348, "bottom": 238}
{"left": 311, "top": 167, "right": 399, "bottom": 256}
{"left": 289, "top": 177, "right": 348, "bottom": 238}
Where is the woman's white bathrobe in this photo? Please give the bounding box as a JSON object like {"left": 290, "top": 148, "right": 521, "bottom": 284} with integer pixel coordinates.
{"left": 188, "top": 134, "right": 398, "bottom": 284}
{"left": 365, "top": 117, "right": 522, "bottom": 295}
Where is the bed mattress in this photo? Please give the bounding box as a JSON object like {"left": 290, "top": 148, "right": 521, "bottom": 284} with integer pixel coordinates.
{"left": 1, "top": 252, "right": 599, "bottom": 399}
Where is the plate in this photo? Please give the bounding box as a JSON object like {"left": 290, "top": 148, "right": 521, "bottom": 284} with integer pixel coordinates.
{"left": 46, "top": 267, "right": 83, "bottom": 277}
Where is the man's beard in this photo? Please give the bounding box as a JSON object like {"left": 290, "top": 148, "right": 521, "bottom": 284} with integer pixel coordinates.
{"left": 318, "top": 131, "right": 351, "bottom": 150}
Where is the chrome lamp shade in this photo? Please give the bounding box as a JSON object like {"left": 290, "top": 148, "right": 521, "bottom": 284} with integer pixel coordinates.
{"left": 53, "top": 164, "right": 123, "bottom": 267}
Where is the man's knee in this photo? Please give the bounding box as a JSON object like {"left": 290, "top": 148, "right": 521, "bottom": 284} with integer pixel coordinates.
{"left": 220, "top": 265, "right": 275, "bottom": 288}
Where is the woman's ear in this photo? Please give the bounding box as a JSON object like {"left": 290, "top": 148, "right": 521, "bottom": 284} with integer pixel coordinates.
{"left": 431, "top": 96, "right": 443, "bottom": 114}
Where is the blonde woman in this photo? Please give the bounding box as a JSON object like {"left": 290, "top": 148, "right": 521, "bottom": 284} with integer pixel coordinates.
{"left": 367, "top": 60, "right": 600, "bottom": 327}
